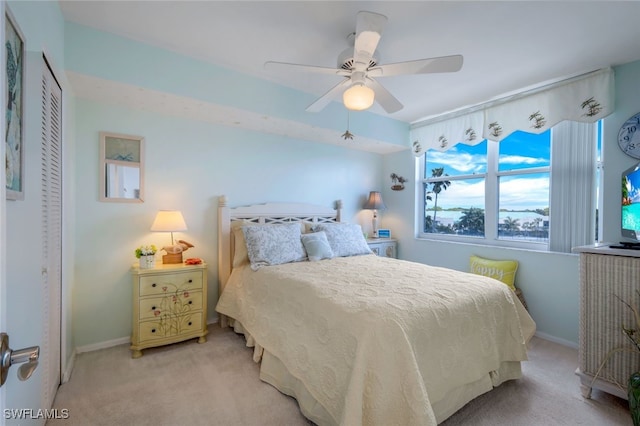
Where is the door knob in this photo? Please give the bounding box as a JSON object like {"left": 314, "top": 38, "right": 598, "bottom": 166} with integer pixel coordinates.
{"left": 0, "top": 332, "right": 40, "bottom": 387}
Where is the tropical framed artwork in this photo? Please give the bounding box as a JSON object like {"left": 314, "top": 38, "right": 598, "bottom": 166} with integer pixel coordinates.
{"left": 5, "top": 7, "right": 25, "bottom": 200}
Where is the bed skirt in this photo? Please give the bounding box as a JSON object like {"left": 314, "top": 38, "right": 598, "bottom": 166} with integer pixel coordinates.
{"left": 225, "top": 318, "right": 523, "bottom": 425}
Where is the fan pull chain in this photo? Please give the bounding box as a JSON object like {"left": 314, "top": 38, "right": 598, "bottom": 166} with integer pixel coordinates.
{"left": 342, "top": 111, "right": 354, "bottom": 140}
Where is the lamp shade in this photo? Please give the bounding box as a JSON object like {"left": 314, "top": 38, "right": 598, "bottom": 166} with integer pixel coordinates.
{"left": 363, "top": 191, "right": 386, "bottom": 210}
{"left": 150, "top": 210, "right": 188, "bottom": 232}
{"left": 343, "top": 84, "right": 375, "bottom": 111}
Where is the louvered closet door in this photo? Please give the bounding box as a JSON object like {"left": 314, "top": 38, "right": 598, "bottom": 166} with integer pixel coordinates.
{"left": 41, "top": 57, "right": 62, "bottom": 408}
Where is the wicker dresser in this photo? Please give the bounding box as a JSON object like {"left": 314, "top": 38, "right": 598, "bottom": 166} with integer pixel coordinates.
{"left": 573, "top": 244, "right": 640, "bottom": 400}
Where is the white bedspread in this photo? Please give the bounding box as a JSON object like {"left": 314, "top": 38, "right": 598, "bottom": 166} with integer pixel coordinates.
{"left": 216, "top": 255, "right": 535, "bottom": 426}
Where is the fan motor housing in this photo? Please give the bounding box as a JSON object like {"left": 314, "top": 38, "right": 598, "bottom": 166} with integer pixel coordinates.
{"left": 337, "top": 46, "right": 379, "bottom": 70}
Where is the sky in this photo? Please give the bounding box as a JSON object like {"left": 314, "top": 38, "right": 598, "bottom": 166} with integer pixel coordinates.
{"left": 626, "top": 165, "right": 640, "bottom": 203}
{"left": 425, "top": 130, "right": 550, "bottom": 211}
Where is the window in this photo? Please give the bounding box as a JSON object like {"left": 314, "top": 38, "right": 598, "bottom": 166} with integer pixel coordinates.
{"left": 596, "top": 120, "right": 603, "bottom": 242}
{"left": 419, "top": 124, "right": 599, "bottom": 251}
{"left": 497, "top": 131, "right": 550, "bottom": 244}
{"left": 423, "top": 141, "right": 486, "bottom": 237}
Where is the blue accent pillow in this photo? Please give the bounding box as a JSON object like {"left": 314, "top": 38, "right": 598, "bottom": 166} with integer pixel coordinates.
{"left": 301, "top": 231, "right": 334, "bottom": 262}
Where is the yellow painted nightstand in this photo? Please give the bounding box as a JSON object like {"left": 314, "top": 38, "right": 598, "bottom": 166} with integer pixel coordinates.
{"left": 130, "top": 262, "right": 208, "bottom": 358}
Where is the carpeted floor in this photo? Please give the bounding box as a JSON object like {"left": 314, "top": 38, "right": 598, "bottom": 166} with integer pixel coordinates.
{"left": 48, "top": 326, "right": 631, "bottom": 425}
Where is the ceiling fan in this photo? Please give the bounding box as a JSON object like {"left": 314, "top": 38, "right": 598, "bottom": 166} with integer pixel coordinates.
{"left": 264, "top": 10, "right": 463, "bottom": 114}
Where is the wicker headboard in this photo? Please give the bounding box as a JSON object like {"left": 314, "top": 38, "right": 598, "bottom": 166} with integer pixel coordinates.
{"left": 217, "top": 195, "right": 342, "bottom": 295}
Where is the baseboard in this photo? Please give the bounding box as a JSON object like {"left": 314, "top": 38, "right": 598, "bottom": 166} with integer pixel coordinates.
{"left": 534, "top": 331, "right": 578, "bottom": 349}
{"left": 62, "top": 348, "right": 76, "bottom": 384}
{"left": 74, "top": 315, "right": 220, "bottom": 354}
{"left": 75, "top": 336, "right": 131, "bottom": 354}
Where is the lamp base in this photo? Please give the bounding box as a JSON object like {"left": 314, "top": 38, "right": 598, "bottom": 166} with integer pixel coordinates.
{"left": 372, "top": 211, "right": 379, "bottom": 238}
{"left": 162, "top": 253, "right": 183, "bottom": 264}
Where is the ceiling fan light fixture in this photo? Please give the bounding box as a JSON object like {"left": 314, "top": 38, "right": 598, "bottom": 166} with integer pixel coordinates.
{"left": 343, "top": 84, "right": 375, "bottom": 111}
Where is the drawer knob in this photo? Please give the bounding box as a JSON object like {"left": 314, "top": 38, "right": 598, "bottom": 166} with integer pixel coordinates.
{"left": 188, "top": 279, "right": 193, "bottom": 283}
{"left": 151, "top": 329, "right": 156, "bottom": 333}
{"left": 151, "top": 283, "right": 157, "bottom": 288}
{"left": 188, "top": 322, "right": 192, "bottom": 326}
{"left": 151, "top": 306, "right": 156, "bottom": 310}
{"left": 188, "top": 301, "right": 192, "bottom": 305}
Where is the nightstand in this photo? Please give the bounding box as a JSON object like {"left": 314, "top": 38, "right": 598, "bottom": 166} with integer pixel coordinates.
{"left": 367, "top": 238, "right": 397, "bottom": 258}
{"left": 130, "top": 262, "right": 208, "bottom": 358}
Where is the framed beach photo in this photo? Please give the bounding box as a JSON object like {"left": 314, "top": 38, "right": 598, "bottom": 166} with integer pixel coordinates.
{"left": 5, "top": 7, "right": 25, "bottom": 200}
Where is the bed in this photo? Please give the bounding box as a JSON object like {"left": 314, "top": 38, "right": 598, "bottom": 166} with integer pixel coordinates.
{"left": 215, "top": 196, "right": 536, "bottom": 425}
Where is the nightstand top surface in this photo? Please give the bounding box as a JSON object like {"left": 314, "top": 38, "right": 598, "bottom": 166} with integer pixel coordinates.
{"left": 131, "top": 261, "right": 207, "bottom": 273}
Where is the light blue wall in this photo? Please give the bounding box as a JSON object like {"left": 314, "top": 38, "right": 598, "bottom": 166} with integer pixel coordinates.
{"left": 65, "top": 16, "right": 640, "bottom": 348}
{"left": 73, "top": 100, "right": 383, "bottom": 346}
{"left": 64, "top": 22, "right": 408, "bottom": 146}
{"left": 65, "top": 21, "right": 404, "bottom": 347}
{"left": 602, "top": 60, "right": 640, "bottom": 242}
{"left": 381, "top": 59, "right": 640, "bottom": 347}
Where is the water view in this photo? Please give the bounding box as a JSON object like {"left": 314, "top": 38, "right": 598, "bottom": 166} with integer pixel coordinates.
{"left": 425, "top": 209, "right": 549, "bottom": 241}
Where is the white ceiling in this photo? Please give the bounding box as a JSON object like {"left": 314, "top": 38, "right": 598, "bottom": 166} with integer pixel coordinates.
{"left": 59, "top": 1, "right": 640, "bottom": 124}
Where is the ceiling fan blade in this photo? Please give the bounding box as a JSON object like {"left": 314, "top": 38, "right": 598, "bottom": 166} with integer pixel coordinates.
{"left": 264, "top": 61, "right": 350, "bottom": 77}
{"left": 367, "top": 77, "right": 403, "bottom": 114}
{"left": 369, "top": 55, "right": 464, "bottom": 77}
{"left": 353, "top": 11, "right": 387, "bottom": 71}
{"left": 306, "top": 79, "right": 352, "bottom": 112}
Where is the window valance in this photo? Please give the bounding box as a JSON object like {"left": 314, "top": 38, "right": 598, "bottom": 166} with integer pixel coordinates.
{"left": 411, "top": 68, "right": 614, "bottom": 156}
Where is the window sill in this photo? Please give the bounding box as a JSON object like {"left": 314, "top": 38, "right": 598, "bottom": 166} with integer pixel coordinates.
{"left": 415, "top": 234, "right": 575, "bottom": 255}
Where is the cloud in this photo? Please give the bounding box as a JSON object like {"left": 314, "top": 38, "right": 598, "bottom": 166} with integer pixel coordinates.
{"left": 427, "top": 150, "right": 485, "bottom": 174}
{"left": 427, "top": 151, "right": 547, "bottom": 175}
{"left": 500, "top": 176, "right": 549, "bottom": 210}
{"left": 499, "top": 155, "right": 548, "bottom": 165}
{"left": 430, "top": 179, "right": 485, "bottom": 209}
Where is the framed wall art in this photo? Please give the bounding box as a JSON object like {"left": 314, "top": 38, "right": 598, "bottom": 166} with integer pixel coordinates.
{"left": 99, "top": 132, "right": 145, "bottom": 203}
{"left": 5, "top": 7, "right": 25, "bottom": 201}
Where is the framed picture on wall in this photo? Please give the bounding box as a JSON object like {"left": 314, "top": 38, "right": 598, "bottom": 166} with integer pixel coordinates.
{"left": 5, "top": 7, "right": 25, "bottom": 201}
{"left": 99, "top": 132, "right": 145, "bottom": 203}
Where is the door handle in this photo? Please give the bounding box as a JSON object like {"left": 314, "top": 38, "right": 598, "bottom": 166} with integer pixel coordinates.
{"left": 0, "top": 332, "right": 40, "bottom": 387}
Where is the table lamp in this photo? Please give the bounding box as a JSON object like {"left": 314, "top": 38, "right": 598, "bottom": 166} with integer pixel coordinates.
{"left": 363, "top": 191, "right": 386, "bottom": 238}
{"left": 151, "top": 210, "right": 189, "bottom": 264}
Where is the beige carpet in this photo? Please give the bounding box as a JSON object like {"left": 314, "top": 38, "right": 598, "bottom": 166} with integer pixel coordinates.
{"left": 48, "top": 326, "right": 631, "bottom": 425}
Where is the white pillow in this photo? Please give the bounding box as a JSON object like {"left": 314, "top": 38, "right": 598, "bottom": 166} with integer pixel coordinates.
{"left": 301, "top": 231, "right": 334, "bottom": 261}
{"left": 314, "top": 223, "right": 372, "bottom": 257}
{"left": 231, "top": 221, "right": 305, "bottom": 267}
{"left": 242, "top": 223, "right": 306, "bottom": 270}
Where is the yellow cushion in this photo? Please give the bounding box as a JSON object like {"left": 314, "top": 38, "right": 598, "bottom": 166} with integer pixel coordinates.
{"left": 469, "top": 255, "right": 518, "bottom": 291}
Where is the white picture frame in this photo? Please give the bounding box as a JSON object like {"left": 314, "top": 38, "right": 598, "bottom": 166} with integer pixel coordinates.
{"left": 99, "top": 131, "right": 145, "bottom": 203}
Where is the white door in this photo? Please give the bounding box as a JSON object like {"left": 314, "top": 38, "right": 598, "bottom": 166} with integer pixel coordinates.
{"left": 1, "top": 3, "right": 63, "bottom": 418}
{"left": 41, "top": 56, "right": 63, "bottom": 409}
{"left": 1, "top": 0, "right": 9, "bottom": 416}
